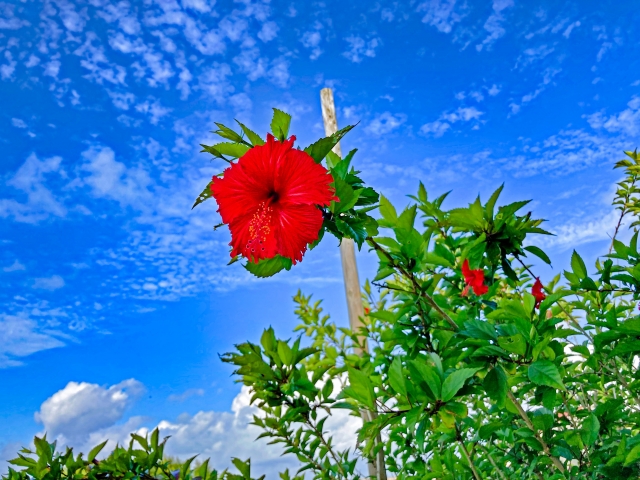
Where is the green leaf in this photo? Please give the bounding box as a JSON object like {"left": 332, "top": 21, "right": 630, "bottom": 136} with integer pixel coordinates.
{"left": 277, "top": 340, "right": 293, "bottom": 366}
{"left": 236, "top": 120, "right": 264, "bottom": 146}
{"left": 409, "top": 360, "right": 442, "bottom": 399}
{"left": 244, "top": 255, "right": 293, "bottom": 278}
{"left": 528, "top": 360, "right": 565, "bottom": 390}
{"left": 524, "top": 245, "right": 552, "bottom": 265}
{"left": 485, "top": 184, "right": 504, "bottom": 221}
{"left": 347, "top": 368, "right": 375, "bottom": 409}
{"left": 388, "top": 357, "right": 407, "bottom": 398}
{"left": 462, "top": 320, "right": 498, "bottom": 341}
{"left": 210, "top": 142, "right": 250, "bottom": 158}
{"left": 498, "top": 334, "right": 527, "bottom": 356}
{"left": 213, "top": 122, "right": 247, "bottom": 144}
{"left": 441, "top": 368, "right": 480, "bottom": 402}
{"left": 332, "top": 177, "right": 360, "bottom": 214}
{"left": 483, "top": 366, "right": 507, "bottom": 406}
{"left": 581, "top": 414, "right": 600, "bottom": 447}
{"left": 571, "top": 250, "right": 588, "bottom": 280}
{"left": 87, "top": 440, "right": 108, "bottom": 462}
{"left": 231, "top": 458, "right": 251, "bottom": 479}
{"left": 270, "top": 108, "right": 291, "bottom": 141}
{"left": 625, "top": 444, "right": 640, "bottom": 467}
{"left": 304, "top": 124, "right": 355, "bottom": 163}
{"left": 192, "top": 180, "right": 214, "bottom": 209}
{"left": 379, "top": 195, "right": 398, "bottom": 223}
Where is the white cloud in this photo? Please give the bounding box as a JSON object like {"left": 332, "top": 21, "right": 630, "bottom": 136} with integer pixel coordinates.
{"left": 420, "top": 106, "right": 484, "bottom": 137}
{"left": 563, "top": 20, "right": 580, "bottom": 38}
{"left": 365, "top": 112, "right": 407, "bottom": 136}
{"left": 0, "top": 154, "right": 68, "bottom": 224}
{"left": 531, "top": 210, "right": 618, "bottom": 251}
{"left": 301, "top": 27, "right": 322, "bottom": 60}
{"left": 79, "top": 146, "right": 152, "bottom": 208}
{"left": 257, "top": 21, "right": 278, "bottom": 42}
{"left": 343, "top": 35, "right": 380, "bottom": 63}
{"left": 3, "top": 260, "right": 26, "bottom": 272}
{"left": 420, "top": 120, "right": 451, "bottom": 137}
{"left": 35, "top": 383, "right": 362, "bottom": 479}
{"left": 1, "top": 50, "right": 17, "bottom": 80}
{"left": 74, "top": 32, "right": 127, "bottom": 85}
{"left": 586, "top": 96, "right": 640, "bottom": 138}
{"left": 107, "top": 90, "right": 136, "bottom": 110}
{"left": 168, "top": 388, "right": 205, "bottom": 402}
{"left": 33, "top": 275, "right": 65, "bottom": 291}
{"left": 53, "top": 0, "right": 88, "bottom": 33}
{"left": 35, "top": 379, "right": 145, "bottom": 441}
{"left": 135, "top": 98, "right": 172, "bottom": 124}
{"left": 181, "top": 0, "right": 212, "bottom": 13}
{"left": 516, "top": 44, "right": 555, "bottom": 68}
{"left": 476, "top": 0, "right": 514, "bottom": 51}
{"left": 11, "top": 118, "right": 27, "bottom": 128}
{"left": 0, "top": 315, "right": 66, "bottom": 368}
{"left": 0, "top": 3, "right": 29, "bottom": 29}
{"left": 198, "top": 63, "right": 233, "bottom": 102}
{"left": 487, "top": 84, "right": 501, "bottom": 96}
{"left": 268, "top": 57, "right": 289, "bottom": 87}
{"left": 416, "top": 0, "right": 463, "bottom": 34}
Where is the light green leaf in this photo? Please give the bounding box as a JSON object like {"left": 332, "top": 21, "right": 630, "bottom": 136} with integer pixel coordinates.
{"left": 571, "top": 250, "right": 588, "bottom": 280}
{"left": 244, "top": 255, "right": 293, "bottom": 278}
{"left": 270, "top": 108, "right": 291, "bottom": 141}
{"left": 236, "top": 120, "right": 264, "bottom": 146}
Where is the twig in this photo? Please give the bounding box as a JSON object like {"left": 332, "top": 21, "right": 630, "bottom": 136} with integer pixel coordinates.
{"left": 506, "top": 390, "right": 565, "bottom": 474}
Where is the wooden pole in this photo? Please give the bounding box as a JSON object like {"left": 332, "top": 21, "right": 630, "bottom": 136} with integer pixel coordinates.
{"left": 320, "top": 88, "right": 387, "bottom": 480}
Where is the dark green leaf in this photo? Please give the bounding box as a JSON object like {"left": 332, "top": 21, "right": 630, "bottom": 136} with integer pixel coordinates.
{"left": 528, "top": 360, "right": 565, "bottom": 390}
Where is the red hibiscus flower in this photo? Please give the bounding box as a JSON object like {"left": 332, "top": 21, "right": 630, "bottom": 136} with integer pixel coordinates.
{"left": 532, "top": 277, "right": 546, "bottom": 308}
{"left": 211, "top": 134, "right": 335, "bottom": 264}
{"left": 461, "top": 259, "right": 488, "bottom": 296}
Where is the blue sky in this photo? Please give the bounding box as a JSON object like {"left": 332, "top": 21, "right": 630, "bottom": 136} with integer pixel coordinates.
{"left": 1, "top": 0, "right": 639, "bottom": 476}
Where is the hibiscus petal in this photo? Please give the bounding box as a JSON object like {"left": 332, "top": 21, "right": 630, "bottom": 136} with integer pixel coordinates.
{"left": 273, "top": 204, "right": 324, "bottom": 264}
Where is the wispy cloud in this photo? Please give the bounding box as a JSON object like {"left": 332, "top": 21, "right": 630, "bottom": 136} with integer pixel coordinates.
{"left": 0, "top": 315, "right": 67, "bottom": 368}
{"left": 476, "top": 0, "right": 514, "bottom": 51}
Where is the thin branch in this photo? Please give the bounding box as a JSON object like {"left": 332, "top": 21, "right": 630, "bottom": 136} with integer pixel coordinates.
{"left": 506, "top": 390, "right": 565, "bottom": 474}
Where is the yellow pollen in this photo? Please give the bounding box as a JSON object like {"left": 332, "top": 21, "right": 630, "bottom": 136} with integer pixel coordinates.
{"left": 248, "top": 202, "right": 273, "bottom": 243}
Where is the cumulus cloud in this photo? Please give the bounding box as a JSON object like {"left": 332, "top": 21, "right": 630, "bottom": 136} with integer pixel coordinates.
{"left": 0, "top": 315, "right": 66, "bottom": 368}
{"left": 35, "top": 379, "right": 145, "bottom": 441}
{"left": 343, "top": 35, "right": 380, "bottom": 63}
{"left": 34, "top": 383, "right": 362, "bottom": 479}
{"left": 365, "top": 112, "right": 407, "bottom": 136}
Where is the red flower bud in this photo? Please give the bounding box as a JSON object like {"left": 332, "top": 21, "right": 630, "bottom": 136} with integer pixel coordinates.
{"left": 532, "top": 277, "right": 546, "bottom": 308}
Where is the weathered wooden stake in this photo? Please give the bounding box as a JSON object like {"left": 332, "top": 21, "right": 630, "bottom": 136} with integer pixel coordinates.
{"left": 320, "top": 88, "right": 387, "bottom": 480}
